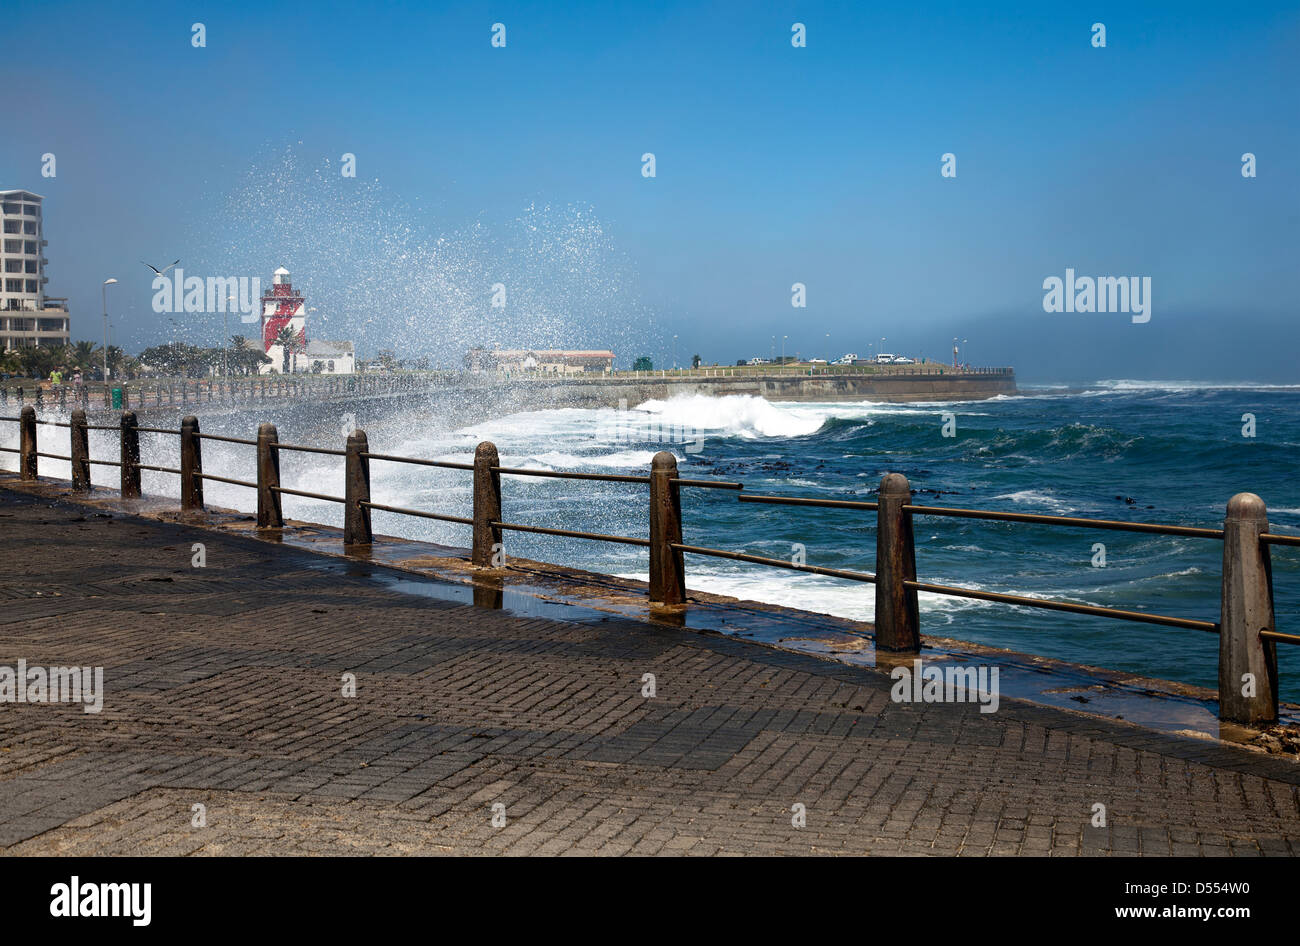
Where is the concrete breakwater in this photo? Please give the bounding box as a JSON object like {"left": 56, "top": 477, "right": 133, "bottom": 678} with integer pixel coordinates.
{"left": 0, "top": 367, "right": 1017, "bottom": 422}
{"left": 477, "top": 367, "right": 1017, "bottom": 411}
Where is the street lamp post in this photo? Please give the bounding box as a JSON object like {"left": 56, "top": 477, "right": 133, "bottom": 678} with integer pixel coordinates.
{"left": 224, "top": 293, "right": 237, "bottom": 378}
{"left": 781, "top": 335, "right": 787, "bottom": 366}
{"left": 101, "top": 278, "right": 117, "bottom": 381}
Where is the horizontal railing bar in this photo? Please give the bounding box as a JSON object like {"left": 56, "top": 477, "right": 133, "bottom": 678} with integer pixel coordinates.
{"left": 906, "top": 579, "right": 1220, "bottom": 632}
{"left": 193, "top": 433, "right": 258, "bottom": 446}
{"left": 492, "top": 465, "right": 651, "bottom": 484}
{"left": 740, "top": 493, "right": 879, "bottom": 511}
{"left": 0, "top": 446, "right": 18, "bottom": 453}
{"left": 134, "top": 464, "right": 182, "bottom": 475}
{"left": 491, "top": 520, "right": 651, "bottom": 547}
{"left": 86, "top": 425, "right": 118, "bottom": 431}
{"left": 196, "top": 473, "right": 257, "bottom": 488}
{"left": 360, "top": 501, "right": 473, "bottom": 525}
{"left": 86, "top": 459, "right": 122, "bottom": 466}
{"left": 269, "top": 486, "right": 346, "bottom": 503}
{"left": 35, "top": 452, "right": 71, "bottom": 461}
{"left": 135, "top": 426, "right": 180, "bottom": 435}
{"left": 903, "top": 503, "right": 1224, "bottom": 539}
{"left": 0, "top": 416, "right": 17, "bottom": 422}
{"left": 673, "top": 479, "right": 744, "bottom": 490}
{"left": 34, "top": 419, "right": 70, "bottom": 427}
{"left": 1261, "top": 533, "right": 1300, "bottom": 547}
{"left": 672, "top": 543, "right": 876, "bottom": 583}
{"left": 271, "top": 443, "right": 347, "bottom": 457}
{"left": 1260, "top": 629, "right": 1300, "bottom": 646}
{"left": 361, "top": 452, "right": 475, "bottom": 471}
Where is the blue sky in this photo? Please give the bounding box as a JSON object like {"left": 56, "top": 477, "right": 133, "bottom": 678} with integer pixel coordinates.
{"left": 2, "top": 0, "right": 1297, "bottom": 379}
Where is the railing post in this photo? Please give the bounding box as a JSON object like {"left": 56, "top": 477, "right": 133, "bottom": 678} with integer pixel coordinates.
{"left": 70, "top": 408, "right": 90, "bottom": 491}
{"left": 649, "top": 451, "right": 685, "bottom": 605}
{"left": 472, "top": 441, "right": 503, "bottom": 567}
{"left": 875, "top": 472, "right": 920, "bottom": 652}
{"left": 180, "top": 415, "right": 204, "bottom": 511}
{"left": 257, "top": 422, "right": 283, "bottom": 528}
{"left": 18, "top": 405, "right": 36, "bottom": 481}
{"left": 344, "top": 428, "right": 372, "bottom": 546}
{"left": 1219, "top": 492, "right": 1277, "bottom": 726}
{"left": 120, "top": 410, "right": 141, "bottom": 498}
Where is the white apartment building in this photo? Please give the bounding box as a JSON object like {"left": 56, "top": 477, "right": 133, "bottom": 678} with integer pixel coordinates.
{"left": 0, "top": 190, "right": 70, "bottom": 350}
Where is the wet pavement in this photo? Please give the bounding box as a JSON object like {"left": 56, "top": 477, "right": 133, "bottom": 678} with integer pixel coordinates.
{"left": 2, "top": 478, "right": 1300, "bottom": 856}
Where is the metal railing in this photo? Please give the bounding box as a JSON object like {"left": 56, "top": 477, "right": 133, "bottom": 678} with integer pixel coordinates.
{"left": 0, "top": 404, "right": 1293, "bottom": 728}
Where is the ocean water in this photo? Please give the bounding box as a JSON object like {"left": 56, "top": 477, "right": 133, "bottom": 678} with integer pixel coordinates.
{"left": 8, "top": 380, "right": 1299, "bottom": 700}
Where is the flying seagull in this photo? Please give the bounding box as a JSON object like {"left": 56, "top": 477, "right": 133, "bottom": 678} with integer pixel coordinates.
{"left": 142, "top": 260, "right": 180, "bottom": 276}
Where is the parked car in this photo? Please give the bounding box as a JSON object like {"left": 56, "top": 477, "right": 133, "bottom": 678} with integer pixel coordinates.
{"left": 891, "top": 356, "right": 915, "bottom": 365}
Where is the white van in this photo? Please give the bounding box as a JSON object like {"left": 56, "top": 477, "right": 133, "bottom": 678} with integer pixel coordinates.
{"left": 874, "top": 353, "right": 895, "bottom": 364}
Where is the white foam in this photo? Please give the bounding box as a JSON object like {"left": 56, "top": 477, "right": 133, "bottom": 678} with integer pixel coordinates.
{"left": 615, "top": 564, "right": 998, "bottom": 626}
{"left": 520, "top": 449, "right": 664, "bottom": 469}
{"left": 1081, "top": 379, "right": 1300, "bottom": 396}
{"left": 633, "top": 393, "right": 889, "bottom": 439}
{"left": 990, "top": 489, "right": 1076, "bottom": 515}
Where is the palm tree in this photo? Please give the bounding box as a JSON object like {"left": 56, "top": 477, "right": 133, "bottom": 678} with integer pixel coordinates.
{"left": 104, "top": 345, "right": 125, "bottom": 378}
{"left": 273, "top": 326, "right": 295, "bottom": 373}
{"left": 226, "top": 335, "right": 251, "bottom": 376}
{"left": 70, "top": 340, "right": 99, "bottom": 371}
{"left": 273, "top": 328, "right": 305, "bottom": 374}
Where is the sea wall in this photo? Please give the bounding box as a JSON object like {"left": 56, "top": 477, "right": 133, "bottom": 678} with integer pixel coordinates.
{"left": 484, "top": 369, "right": 1017, "bottom": 412}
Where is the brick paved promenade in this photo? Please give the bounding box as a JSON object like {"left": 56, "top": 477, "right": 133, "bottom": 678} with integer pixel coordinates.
{"left": 2, "top": 485, "right": 1300, "bottom": 856}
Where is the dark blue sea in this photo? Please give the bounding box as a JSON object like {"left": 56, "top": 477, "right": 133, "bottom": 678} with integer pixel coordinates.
{"left": 388, "top": 380, "right": 1300, "bottom": 700}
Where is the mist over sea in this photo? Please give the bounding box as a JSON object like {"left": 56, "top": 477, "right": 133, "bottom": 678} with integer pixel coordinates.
{"left": 16, "top": 380, "right": 1298, "bottom": 701}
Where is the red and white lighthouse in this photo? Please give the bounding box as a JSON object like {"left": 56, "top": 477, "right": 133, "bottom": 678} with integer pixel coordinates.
{"left": 259, "top": 266, "right": 307, "bottom": 374}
